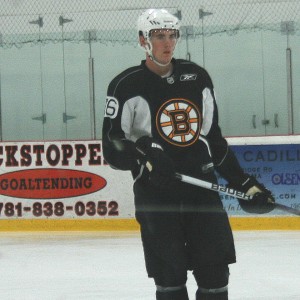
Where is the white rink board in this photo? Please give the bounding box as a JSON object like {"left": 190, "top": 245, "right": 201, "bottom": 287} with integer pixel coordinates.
{"left": 0, "top": 136, "right": 299, "bottom": 220}
{"left": 0, "top": 141, "right": 134, "bottom": 220}
{"left": 227, "top": 135, "right": 300, "bottom": 145}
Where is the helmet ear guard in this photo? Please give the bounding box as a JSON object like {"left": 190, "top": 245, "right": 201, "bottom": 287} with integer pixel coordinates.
{"left": 138, "top": 31, "right": 153, "bottom": 57}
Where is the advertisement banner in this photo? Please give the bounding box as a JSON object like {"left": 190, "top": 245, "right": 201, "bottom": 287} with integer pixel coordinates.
{"left": 219, "top": 143, "right": 300, "bottom": 216}
{"left": 0, "top": 141, "right": 134, "bottom": 220}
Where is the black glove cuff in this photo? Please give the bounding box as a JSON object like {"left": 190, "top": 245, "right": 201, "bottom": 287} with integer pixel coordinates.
{"left": 239, "top": 176, "right": 272, "bottom": 196}
{"left": 135, "top": 136, "right": 175, "bottom": 190}
{"left": 215, "top": 148, "right": 248, "bottom": 186}
{"left": 135, "top": 136, "right": 163, "bottom": 156}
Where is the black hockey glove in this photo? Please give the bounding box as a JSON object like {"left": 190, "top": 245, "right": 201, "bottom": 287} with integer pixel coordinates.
{"left": 135, "top": 136, "right": 175, "bottom": 190}
{"left": 110, "top": 139, "right": 140, "bottom": 170}
{"left": 229, "top": 176, "right": 275, "bottom": 214}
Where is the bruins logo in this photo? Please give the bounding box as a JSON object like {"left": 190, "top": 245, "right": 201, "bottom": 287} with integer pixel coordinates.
{"left": 156, "top": 98, "right": 201, "bottom": 147}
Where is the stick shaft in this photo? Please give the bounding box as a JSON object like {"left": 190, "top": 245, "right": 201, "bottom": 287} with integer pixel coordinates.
{"left": 175, "top": 173, "right": 300, "bottom": 216}
{"left": 176, "top": 173, "right": 252, "bottom": 201}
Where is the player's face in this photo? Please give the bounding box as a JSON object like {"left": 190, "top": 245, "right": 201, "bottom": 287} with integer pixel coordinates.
{"left": 149, "top": 29, "right": 178, "bottom": 65}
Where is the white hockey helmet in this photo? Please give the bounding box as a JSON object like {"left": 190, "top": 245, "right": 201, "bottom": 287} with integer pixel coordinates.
{"left": 137, "top": 8, "right": 180, "bottom": 40}
{"left": 137, "top": 9, "right": 180, "bottom": 66}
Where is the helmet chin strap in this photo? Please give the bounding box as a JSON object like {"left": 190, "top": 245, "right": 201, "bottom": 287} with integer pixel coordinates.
{"left": 144, "top": 42, "right": 172, "bottom": 67}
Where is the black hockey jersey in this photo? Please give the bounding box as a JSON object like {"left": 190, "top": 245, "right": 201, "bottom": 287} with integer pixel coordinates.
{"left": 102, "top": 59, "right": 246, "bottom": 184}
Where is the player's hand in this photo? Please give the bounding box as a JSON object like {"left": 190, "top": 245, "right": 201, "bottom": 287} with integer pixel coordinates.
{"left": 111, "top": 139, "right": 140, "bottom": 170}
{"left": 230, "top": 176, "right": 275, "bottom": 214}
{"left": 135, "top": 136, "right": 175, "bottom": 189}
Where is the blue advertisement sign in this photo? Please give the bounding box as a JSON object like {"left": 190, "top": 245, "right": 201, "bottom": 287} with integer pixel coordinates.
{"left": 218, "top": 143, "right": 300, "bottom": 216}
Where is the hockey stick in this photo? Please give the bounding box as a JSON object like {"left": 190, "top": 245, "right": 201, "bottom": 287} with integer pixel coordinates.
{"left": 175, "top": 173, "right": 300, "bottom": 216}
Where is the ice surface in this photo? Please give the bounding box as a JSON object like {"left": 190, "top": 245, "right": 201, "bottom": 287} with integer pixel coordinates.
{"left": 0, "top": 230, "right": 299, "bottom": 299}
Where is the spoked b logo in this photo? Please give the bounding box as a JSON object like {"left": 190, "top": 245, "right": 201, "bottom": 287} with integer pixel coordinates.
{"left": 156, "top": 98, "right": 201, "bottom": 147}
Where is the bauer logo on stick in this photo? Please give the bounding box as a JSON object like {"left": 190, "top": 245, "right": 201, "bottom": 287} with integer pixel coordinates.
{"left": 156, "top": 98, "right": 201, "bottom": 147}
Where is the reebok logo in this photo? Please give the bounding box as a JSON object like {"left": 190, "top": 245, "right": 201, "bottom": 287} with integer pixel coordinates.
{"left": 180, "top": 74, "right": 197, "bottom": 81}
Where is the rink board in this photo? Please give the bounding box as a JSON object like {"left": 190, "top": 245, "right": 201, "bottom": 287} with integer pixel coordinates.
{"left": 0, "top": 136, "right": 299, "bottom": 231}
{"left": 0, "top": 216, "right": 300, "bottom": 231}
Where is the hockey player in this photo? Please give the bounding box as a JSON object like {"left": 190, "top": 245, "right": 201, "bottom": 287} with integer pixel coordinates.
{"left": 102, "top": 8, "right": 275, "bottom": 300}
